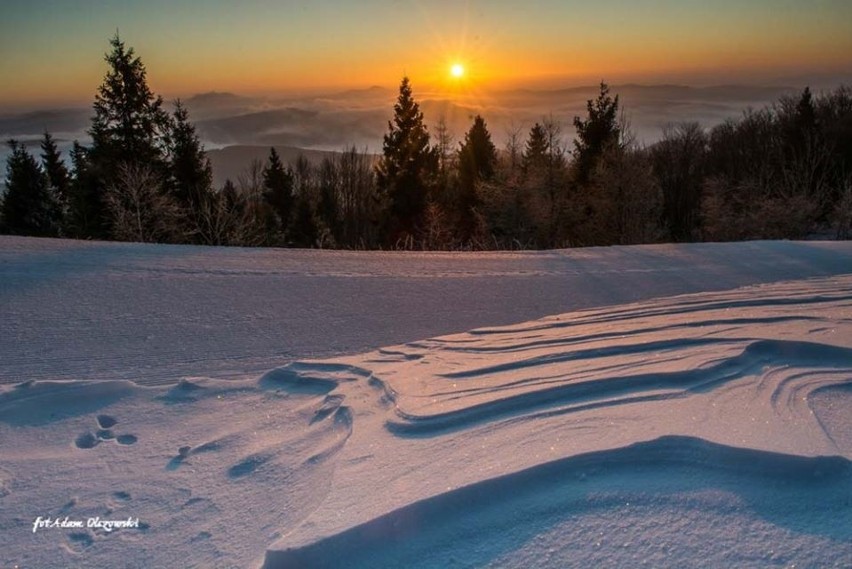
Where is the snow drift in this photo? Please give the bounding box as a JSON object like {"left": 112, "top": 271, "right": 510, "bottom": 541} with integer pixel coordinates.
{"left": 1, "top": 237, "right": 851, "bottom": 568}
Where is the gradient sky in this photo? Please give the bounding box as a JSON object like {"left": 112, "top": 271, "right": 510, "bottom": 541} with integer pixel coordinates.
{"left": 1, "top": 0, "right": 851, "bottom": 108}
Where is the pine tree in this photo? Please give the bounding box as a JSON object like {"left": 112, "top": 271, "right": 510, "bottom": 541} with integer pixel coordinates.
{"left": 522, "top": 123, "right": 550, "bottom": 174}
{"left": 66, "top": 142, "right": 102, "bottom": 237}
{"left": 168, "top": 100, "right": 213, "bottom": 212}
{"left": 83, "top": 34, "right": 171, "bottom": 238}
{"left": 40, "top": 132, "right": 70, "bottom": 223}
{"left": 521, "top": 118, "right": 567, "bottom": 246}
{"left": 573, "top": 82, "right": 620, "bottom": 184}
{"left": 375, "top": 77, "right": 437, "bottom": 243}
{"left": 290, "top": 193, "right": 319, "bottom": 247}
{"left": 1, "top": 140, "right": 58, "bottom": 236}
{"left": 457, "top": 115, "right": 498, "bottom": 237}
{"left": 90, "top": 34, "right": 170, "bottom": 168}
{"left": 262, "top": 147, "right": 295, "bottom": 239}
{"left": 794, "top": 87, "right": 817, "bottom": 135}
{"left": 459, "top": 115, "right": 498, "bottom": 183}
{"left": 222, "top": 179, "right": 240, "bottom": 211}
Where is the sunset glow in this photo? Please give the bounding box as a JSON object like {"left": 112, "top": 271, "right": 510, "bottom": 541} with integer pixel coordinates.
{"left": 0, "top": 0, "right": 850, "bottom": 109}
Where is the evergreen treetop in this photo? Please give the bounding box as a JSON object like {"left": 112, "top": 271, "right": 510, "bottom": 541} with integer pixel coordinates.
{"left": 168, "top": 100, "right": 213, "bottom": 209}
{"left": 89, "top": 33, "right": 170, "bottom": 168}
{"left": 1, "top": 140, "right": 58, "bottom": 236}
{"left": 262, "top": 147, "right": 295, "bottom": 237}
{"left": 573, "top": 82, "right": 620, "bottom": 183}
{"left": 375, "top": 77, "right": 437, "bottom": 242}
{"left": 40, "top": 131, "right": 70, "bottom": 212}
{"left": 459, "top": 115, "right": 498, "bottom": 183}
{"left": 523, "top": 122, "right": 550, "bottom": 173}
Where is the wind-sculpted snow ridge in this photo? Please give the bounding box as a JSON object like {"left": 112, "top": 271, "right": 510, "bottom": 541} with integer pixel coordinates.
{"left": 2, "top": 273, "right": 851, "bottom": 568}
{"left": 260, "top": 275, "right": 852, "bottom": 568}
{"left": 263, "top": 437, "right": 852, "bottom": 569}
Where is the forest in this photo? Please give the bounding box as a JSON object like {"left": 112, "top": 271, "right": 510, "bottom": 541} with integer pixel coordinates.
{"left": 3, "top": 36, "right": 851, "bottom": 249}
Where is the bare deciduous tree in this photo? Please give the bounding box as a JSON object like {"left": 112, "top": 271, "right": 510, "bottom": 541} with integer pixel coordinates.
{"left": 106, "top": 162, "right": 183, "bottom": 243}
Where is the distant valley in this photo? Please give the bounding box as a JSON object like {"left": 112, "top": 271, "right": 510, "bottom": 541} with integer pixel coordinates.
{"left": 0, "top": 83, "right": 811, "bottom": 189}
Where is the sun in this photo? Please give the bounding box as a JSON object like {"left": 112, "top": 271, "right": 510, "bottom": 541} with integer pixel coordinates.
{"left": 450, "top": 63, "right": 465, "bottom": 78}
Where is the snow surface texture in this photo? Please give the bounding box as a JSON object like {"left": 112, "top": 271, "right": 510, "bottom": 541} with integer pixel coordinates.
{"left": 2, "top": 236, "right": 851, "bottom": 386}
{"left": 1, "top": 237, "right": 851, "bottom": 568}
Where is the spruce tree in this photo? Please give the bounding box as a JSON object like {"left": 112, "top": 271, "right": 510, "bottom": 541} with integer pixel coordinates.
{"left": 290, "top": 194, "right": 319, "bottom": 248}
{"left": 457, "top": 115, "right": 498, "bottom": 237}
{"left": 222, "top": 179, "right": 240, "bottom": 211}
{"left": 168, "top": 100, "right": 213, "bottom": 212}
{"left": 1, "top": 140, "right": 58, "bottom": 236}
{"left": 459, "top": 115, "right": 498, "bottom": 182}
{"left": 376, "top": 77, "right": 437, "bottom": 243}
{"left": 66, "top": 142, "right": 102, "bottom": 237}
{"left": 40, "top": 132, "right": 70, "bottom": 222}
{"left": 522, "top": 123, "right": 550, "bottom": 174}
{"left": 90, "top": 34, "right": 170, "bottom": 168}
{"left": 83, "top": 34, "right": 171, "bottom": 238}
{"left": 794, "top": 87, "right": 817, "bottom": 135}
{"left": 262, "top": 147, "right": 295, "bottom": 239}
{"left": 573, "top": 82, "right": 620, "bottom": 183}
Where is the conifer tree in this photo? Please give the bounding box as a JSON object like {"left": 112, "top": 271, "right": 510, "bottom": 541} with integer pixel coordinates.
{"left": 66, "top": 142, "right": 102, "bottom": 237}
{"left": 375, "top": 77, "right": 437, "bottom": 243}
{"left": 168, "top": 100, "right": 213, "bottom": 212}
{"left": 222, "top": 179, "right": 239, "bottom": 210}
{"left": 83, "top": 34, "right": 171, "bottom": 238}
{"left": 520, "top": 118, "right": 567, "bottom": 246}
{"left": 290, "top": 193, "right": 319, "bottom": 247}
{"left": 262, "top": 147, "right": 295, "bottom": 238}
{"left": 1, "top": 140, "right": 58, "bottom": 236}
{"left": 522, "top": 123, "right": 550, "bottom": 174}
{"left": 794, "top": 87, "right": 817, "bottom": 135}
{"left": 459, "top": 115, "right": 498, "bottom": 183}
{"left": 40, "top": 132, "right": 70, "bottom": 222}
{"left": 457, "top": 115, "right": 498, "bottom": 237}
{"left": 573, "top": 82, "right": 620, "bottom": 183}
{"left": 90, "top": 34, "right": 170, "bottom": 169}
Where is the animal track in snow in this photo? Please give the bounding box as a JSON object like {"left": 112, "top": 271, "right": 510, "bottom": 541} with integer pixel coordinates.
{"left": 97, "top": 415, "right": 117, "bottom": 429}
{"left": 66, "top": 531, "right": 94, "bottom": 551}
{"left": 116, "top": 434, "right": 137, "bottom": 445}
{"left": 74, "top": 415, "right": 137, "bottom": 448}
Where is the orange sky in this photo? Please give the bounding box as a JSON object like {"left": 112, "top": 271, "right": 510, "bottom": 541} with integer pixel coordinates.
{"left": 1, "top": 0, "right": 851, "bottom": 108}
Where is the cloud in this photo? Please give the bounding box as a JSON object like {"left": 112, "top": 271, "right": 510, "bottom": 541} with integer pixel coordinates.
{"left": 0, "top": 83, "right": 809, "bottom": 189}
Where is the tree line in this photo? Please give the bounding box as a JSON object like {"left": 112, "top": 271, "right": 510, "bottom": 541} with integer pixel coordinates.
{"left": 3, "top": 36, "right": 851, "bottom": 249}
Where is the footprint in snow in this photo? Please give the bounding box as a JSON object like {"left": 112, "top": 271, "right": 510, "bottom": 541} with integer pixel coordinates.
{"left": 74, "top": 416, "right": 137, "bottom": 449}
{"left": 97, "top": 415, "right": 117, "bottom": 429}
{"left": 67, "top": 531, "right": 94, "bottom": 550}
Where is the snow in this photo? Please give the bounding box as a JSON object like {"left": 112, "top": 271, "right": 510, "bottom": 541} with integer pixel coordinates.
{"left": 1, "top": 236, "right": 851, "bottom": 568}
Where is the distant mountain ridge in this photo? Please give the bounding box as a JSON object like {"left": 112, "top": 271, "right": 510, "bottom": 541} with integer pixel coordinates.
{"left": 0, "top": 81, "right": 836, "bottom": 188}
